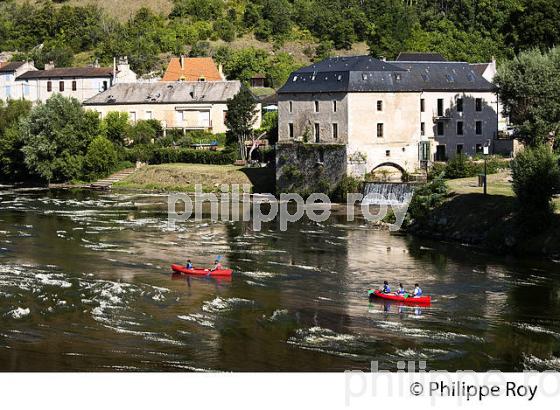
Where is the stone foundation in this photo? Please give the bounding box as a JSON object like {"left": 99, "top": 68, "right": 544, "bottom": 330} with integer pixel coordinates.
{"left": 275, "top": 142, "right": 347, "bottom": 195}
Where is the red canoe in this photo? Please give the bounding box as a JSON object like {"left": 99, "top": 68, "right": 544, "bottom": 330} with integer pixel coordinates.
{"left": 171, "top": 264, "right": 233, "bottom": 277}
{"left": 368, "top": 289, "right": 431, "bottom": 305}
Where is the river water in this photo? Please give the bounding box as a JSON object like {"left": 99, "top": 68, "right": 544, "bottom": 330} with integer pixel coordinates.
{"left": 0, "top": 188, "right": 559, "bottom": 371}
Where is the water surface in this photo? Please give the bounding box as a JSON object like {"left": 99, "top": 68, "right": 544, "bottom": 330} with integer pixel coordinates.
{"left": 0, "top": 189, "right": 559, "bottom": 371}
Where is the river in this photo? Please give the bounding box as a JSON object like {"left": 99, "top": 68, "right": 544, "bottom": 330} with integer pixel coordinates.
{"left": 0, "top": 188, "right": 559, "bottom": 371}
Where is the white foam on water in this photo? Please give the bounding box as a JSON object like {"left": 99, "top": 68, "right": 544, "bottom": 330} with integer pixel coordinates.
{"left": 202, "top": 297, "right": 253, "bottom": 313}
{"left": 514, "top": 323, "right": 560, "bottom": 338}
{"left": 178, "top": 313, "right": 215, "bottom": 328}
{"left": 245, "top": 280, "right": 266, "bottom": 287}
{"left": 35, "top": 273, "right": 72, "bottom": 288}
{"left": 268, "top": 309, "right": 289, "bottom": 322}
{"left": 394, "top": 348, "right": 428, "bottom": 359}
{"left": 522, "top": 354, "right": 560, "bottom": 371}
{"left": 242, "top": 270, "right": 278, "bottom": 279}
{"left": 7, "top": 307, "right": 30, "bottom": 319}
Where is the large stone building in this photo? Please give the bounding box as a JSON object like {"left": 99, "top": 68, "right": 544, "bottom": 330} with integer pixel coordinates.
{"left": 83, "top": 81, "right": 261, "bottom": 134}
{"left": 277, "top": 54, "right": 509, "bottom": 177}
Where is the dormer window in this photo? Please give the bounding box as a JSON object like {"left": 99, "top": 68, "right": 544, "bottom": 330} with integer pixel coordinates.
{"left": 362, "top": 73, "right": 367, "bottom": 80}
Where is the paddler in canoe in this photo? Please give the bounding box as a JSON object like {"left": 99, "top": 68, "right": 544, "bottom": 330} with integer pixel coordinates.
{"left": 396, "top": 283, "right": 407, "bottom": 296}
{"left": 185, "top": 259, "right": 193, "bottom": 270}
{"left": 395, "top": 283, "right": 423, "bottom": 299}
{"left": 209, "top": 259, "right": 223, "bottom": 273}
{"left": 381, "top": 280, "right": 391, "bottom": 293}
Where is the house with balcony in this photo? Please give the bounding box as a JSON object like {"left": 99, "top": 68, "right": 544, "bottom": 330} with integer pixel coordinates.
{"left": 277, "top": 54, "right": 502, "bottom": 177}
{"left": 83, "top": 81, "right": 261, "bottom": 134}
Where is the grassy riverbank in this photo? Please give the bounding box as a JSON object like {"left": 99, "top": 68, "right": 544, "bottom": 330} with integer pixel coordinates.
{"left": 410, "top": 172, "right": 560, "bottom": 256}
{"left": 113, "top": 163, "right": 275, "bottom": 193}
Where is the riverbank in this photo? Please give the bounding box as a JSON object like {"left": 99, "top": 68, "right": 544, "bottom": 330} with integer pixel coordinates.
{"left": 112, "top": 163, "right": 275, "bottom": 193}
{"left": 409, "top": 172, "right": 560, "bottom": 257}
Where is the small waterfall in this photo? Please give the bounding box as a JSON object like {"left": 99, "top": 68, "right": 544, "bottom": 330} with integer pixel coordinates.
{"left": 362, "top": 183, "right": 415, "bottom": 205}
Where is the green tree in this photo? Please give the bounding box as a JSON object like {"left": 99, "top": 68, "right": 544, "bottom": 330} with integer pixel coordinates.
{"left": 0, "top": 99, "right": 33, "bottom": 181}
{"left": 83, "top": 136, "right": 118, "bottom": 180}
{"left": 495, "top": 47, "right": 560, "bottom": 147}
{"left": 102, "top": 111, "right": 130, "bottom": 145}
{"left": 260, "top": 111, "right": 278, "bottom": 145}
{"left": 0, "top": 99, "right": 32, "bottom": 136}
{"left": 170, "top": 0, "right": 224, "bottom": 21}
{"left": 20, "top": 95, "right": 100, "bottom": 182}
{"left": 510, "top": 145, "right": 560, "bottom": 217}
{"left": 225, "top": 87, "right": 258, "bottom": 161}
{"left": 129, "top": 120, "right": 159, "bottom": 145}
{"left": 506, "top": 0, "right": 560, "bottom": 52}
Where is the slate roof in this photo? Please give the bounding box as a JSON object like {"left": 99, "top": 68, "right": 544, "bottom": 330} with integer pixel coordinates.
{"left": 162, "top": 57, "right": 223, "bottom": 82}
{"left": 278, "top": 55, "right": 495, "bottom": 94}
{"left": 17, "top": 67, "right": 113, "bottom": 79}
{"left": 470, "top": 63, "right": 490, "bottom": 77}
{"left": 395, "top": 52, "right": 447, "bottom": 62}
{"left": 391, "top": 61, "right": 495, "bottom": 92}
{"left": 83, "top": 81, "right": 243, "bottom": 105}
{"left": 0, "top": 61, "right": 26, "bottom": 72}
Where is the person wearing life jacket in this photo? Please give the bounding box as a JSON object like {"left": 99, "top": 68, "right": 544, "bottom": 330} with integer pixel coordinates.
{"left": 185, "top": 259, "right": 193, "bottom": 270}
{"left": 211, "top": 259, "right": 223, "bottom": 272}
{"left": 396, "top": 283, "right": 407, "bottom": 296}
{"left": 381, "top": 281, "right": 391, "bottom": 293}
{"left": 412, "top": 283, "right": 423, "bottom": 297}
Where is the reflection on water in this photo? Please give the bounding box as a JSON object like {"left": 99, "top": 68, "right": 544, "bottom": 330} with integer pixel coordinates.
{"left": 0, "top": 189, "right": 559, "bottom": 371}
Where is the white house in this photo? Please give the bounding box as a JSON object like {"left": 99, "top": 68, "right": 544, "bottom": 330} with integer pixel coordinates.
{"left": 14, "top": 58, "right": 137, "bottom": 104}
{"left": 277, "top": 54, "right": 508, "bottom": 177}
{"left": 0, "top": 61, "right": 37, "bottom": 101}
{"left": 83, "top": 81, "right": 261, "bottom": 134}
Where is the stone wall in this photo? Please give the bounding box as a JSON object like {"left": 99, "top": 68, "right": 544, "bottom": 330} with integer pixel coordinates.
{"left": 276, "top": 142, "right": 347, "bottom": 195}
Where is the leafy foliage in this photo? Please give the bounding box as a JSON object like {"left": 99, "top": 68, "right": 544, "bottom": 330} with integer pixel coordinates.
{"left": 510, "top": 145, "right": 560, "bottom": 215}
{"left": 407, "top": 176, "right": 449, "bottom": 222}
{"left": 0, "top": 0, "right": 553, "bottom": 78}
{"left": 101, "top": 111, "right": 130, "bottom": 145}
{"left": 83, "top": 136, "right": 118, "bottom": 181}
{"left": 495, "top": 47, "right": 560, "bottom": 147}
{"left": 225, "top": 86, "right": 258, "bottom": 160}
{"left": 20, "top": 95, "right": 100, "bottom": 182}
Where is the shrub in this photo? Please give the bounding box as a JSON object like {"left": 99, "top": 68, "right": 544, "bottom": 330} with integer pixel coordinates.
{"left": 124, "top": 145, "right": 236, "bottom": 165}
{"left": 83, "top": 136, "right": 118, "bottom": 181}
{"left": 129, "top": 120, "right": 159, "bottom": 145}
{"left": 407, "top": 177, "right": 449, "bottom": 223}
{"left": 445, "top": 154, "right": 474, "bottom": 179}
{"left": 331, "top": 175, "right": 362, "bottom": 202}
{"left": 511, "top": 145, "right": 560, "bottom": 215}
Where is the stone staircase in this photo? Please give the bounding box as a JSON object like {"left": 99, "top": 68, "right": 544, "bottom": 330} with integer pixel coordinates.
{"left": 90, "top": 168, "right": 137, "bottom": 190}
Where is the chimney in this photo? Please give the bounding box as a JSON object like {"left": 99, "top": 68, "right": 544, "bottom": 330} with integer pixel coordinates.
{"left": 44, "top": 61, "right": 55, "bottom": 70}
{"left": 218, "top": 63, "right": 225, "bottom": 80}
{"left": 180, "top": 55, "right": 185, "bottom": 70}
{"left": 93, "top": 58, "right": 100, "bottom": 68}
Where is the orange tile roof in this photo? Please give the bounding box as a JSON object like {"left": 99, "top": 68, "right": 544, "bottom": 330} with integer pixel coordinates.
{"left": 162, "top": 57, "right": 223, "bottom": 82}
